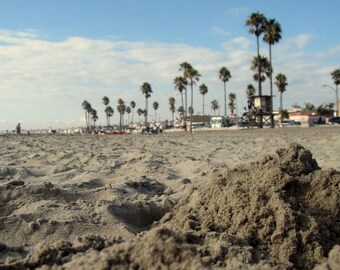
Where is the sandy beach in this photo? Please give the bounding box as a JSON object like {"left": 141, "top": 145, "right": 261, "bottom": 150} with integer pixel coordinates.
{"left": 0, "top": 126, "right": 339, "bottom": 269}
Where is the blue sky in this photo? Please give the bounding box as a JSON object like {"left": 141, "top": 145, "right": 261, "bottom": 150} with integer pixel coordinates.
{"left": 0, "top": 0, "right": 339, "bottom": 130}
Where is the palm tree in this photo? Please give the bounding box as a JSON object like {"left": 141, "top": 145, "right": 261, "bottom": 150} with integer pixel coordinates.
{"left": 105, "top": 106, "right": 114, "bottom": 127}
{"left": 153, "top": 101, "right": 159, "bottom": 122}
{"left": 85, "top": 102, "right": 93, "bottom": 130}
{"left": 102, "top": 96, "right": 110, "bottom": 126}
{"left": 228, "top": 93, "right": 236, "bottom": 114}
{"left": 130, "top": 101, "right": 136, "bottom": 123}
{"left": 117, "top": 99, "right": 126, "bottom": 130}
{"left": 81, "top": 100, "right": 90, "bottom": 130}
{"left": 331, "top": 69, "right": 340, "bottom": 116}
{"left": 177, "top": 106, "right": 184, "bottom": 118}
{"left": 199, "top": 83, "right": 208, "bottom": 119}
{"left": 246, "top": 12, "right": 266, "bottom": 96}
{"left": 173, "top": 76, "right": 187, "bottom": 117}
{"left": 180, "top": 62, "right": 201, "bottom": 132}
{"left": 275, "top": 73, "right": 288, "bottom": 122}
{"left": 245, "top": 84, "right": 256, "bottom": 99}
{"left": 169, "top": 97, "right": 175, "bottom": 125}
{"left": 126, "top": 106, "right": 131, "bottom": 124}
{"left": 211, "top": 99, "right": 219, "bottom": 115}
{"left": 250, "top": 55, "right": 272, "bottom": 85}
{"left": 263, "top": 19, "right": 282, "bottom": 96}
{"left": 219, "top": 67, "right": 232, "bottom": 116}
{"left": 188, "top": 106, "right": 194, "bottom": 117}
{"left": 140, "top": 82, "right": 152, "bottom": 126}
{"left": 91, "top": 109, "right": 98, "bottom": 129}
{"left": 263, "top": 18, "right": 282, "bottom": 127}
{"left": 137, "top": 108, "right": 143, "bottom": 124}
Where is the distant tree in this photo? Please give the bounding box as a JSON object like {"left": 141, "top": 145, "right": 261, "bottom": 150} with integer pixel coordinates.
{"left": 219, "top": 67, "right": 232, "bottom": 116}
{"left": 331, "top": 68, "right": 340, "bottom": 116}
{"left": 180, "top": 62, "right": 201, "bottom": 132}
{"left": 105, "top": 106, "right": 114, "bottom": 127}
{"left": 177, "top": 106, "right": 184, "bottom": 118}
{"left": 81, "top": 100, "right": 91, "bottom": 130}
{"left": 316, "top": 103, "right": 334, "bottom": 115}
{"left": 126, "top": 106, "right": 131, "bottom": 124}
{"left": 199, "top": 83, "right": 208, "bottom": 119}
{"left": 304, "top": 103, "right": 316, "bottom": 112}
{"left": 228, "top": 93, "right": 236, "bottom": 114}
{"left": 281, "top": 109, "right": 289, "bottom": 120}
{"left": 169, "top": 97, "right": 176, "bottom": 124}
{"left": 102, "top": 96, "right": 110, "bottom": 127}
{"left": 211, "top": 99, "right": 219, "bottom": 115}
{"left": 246, "top": 12, "right": 266, "bottom": 95}
{"left": 174, "top": 76, "right": 187, "bottom": 112}
{"left": 188, "top": 106, "right": 194, "bottom": 116}
{"left": 130, "top": 101, "right": 136, "bottom": 123}
{"left": 153, "top": 101, "right": 159, "bottom": 122}
{"left": 245, "top": 84, "right": 256, "bottom": 100}
{"left": 140, "top": 82, "right": 152, "bottom": 125}
{"left": 137, "top": 108, "right": 143, "bottom": 124}
{"left": 275, "top": 73, "right": 288, "bottom": 122}
{"left": 117, "top": 99, "right": 126, "bottom": 130}
{"left": 251, "top": 55, "right": 272, "bottom": 85}
{"left": 90, "top": 109, "right": 98, "bottom": 129}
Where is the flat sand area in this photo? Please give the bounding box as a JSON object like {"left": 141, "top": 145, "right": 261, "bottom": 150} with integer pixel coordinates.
{"left": 0, "top": 126, "right": 339, "bottom": 269}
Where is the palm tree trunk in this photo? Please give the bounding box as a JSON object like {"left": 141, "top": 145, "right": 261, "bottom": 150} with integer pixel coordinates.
{"left": 202, "top": 94, "right": 205, "bottom": 119}
{"left": 280, "top": 92, "right": 283, "bottom": 122}
{"left": 190, "top": 82, "right": 193, "bottom": 133}
{"left": 84, "top": 111, "right": 88, "bottom": 130}
{"left": 224, "top": 82, "right": 227, "bottom": 116}
{"left": 184, "top": 89, "right": 187, "bottom": 128}
{"left": 269, "top": 44, "right": 274, "bottom": 128}
{"left": 145, "top": 98, "right": 148, "bottom": 126}
{"left": 257, "top": 35, "right": 261, "bottom": 96}
{"left": 132, "top": 109, "right": 134, "bottom": 123}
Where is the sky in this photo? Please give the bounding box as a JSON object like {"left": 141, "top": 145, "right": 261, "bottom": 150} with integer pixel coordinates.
{"left": 0, "top": 0, "right": 339, "bottom": 130}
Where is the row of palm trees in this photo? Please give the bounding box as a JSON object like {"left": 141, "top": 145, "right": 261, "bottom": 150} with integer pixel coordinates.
{"left": 82, "top": 12, "right": 338, "bottom": 131}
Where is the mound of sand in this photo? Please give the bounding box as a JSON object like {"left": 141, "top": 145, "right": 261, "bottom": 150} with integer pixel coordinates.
{"left": 1, "top": 143, "right": 339, "bottom": 270}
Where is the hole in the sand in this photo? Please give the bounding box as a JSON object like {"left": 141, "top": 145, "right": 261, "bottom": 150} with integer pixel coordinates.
{"left": 108, "top": 202, "right": 167, "bottom": 233}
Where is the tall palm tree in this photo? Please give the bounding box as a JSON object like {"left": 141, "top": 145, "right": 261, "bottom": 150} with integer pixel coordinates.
{"left": 126, "top": 106, "right": 131, "bottom": 124}
{"left": 219, "top": 67, "right": 232, "bottom": 116}
{"left": 228, "top": 93, "right": 236, "bottom": 114}
{"left": 331, "top": 69, "right": 340, "bottom": 116}
{"left": 140, "top": 82, "right": 152, "bottom": 126}
{"left": 180, "top": 62, "right": 201, "bottom": 132}
{"left": 105, "top": 106, "right": 114, "bottom": 127}
{"left": 211, "top": 99, "right": 219, "bottom": 115}
{"left": 173, "top": 76, "right": 187, "bottom": 117}
{"left": 169, "top": 97, "right": 175, "bottom": 125}
{"left": 86, "top": 102, "right": 93, "bottom": 130}
{"left": 130, "top": 101, "right": 136, "bottom": 123}
{"left": 263, "top": 18, "right": 282, "bottom": 127}
{"left": 246, "top": 12, "right": 266, "bottom": 96}
{"left": 275, "top": 73, "right": 288, "bottom": 122}
{"left": 117, "top": 99, "right": 126, "bottom": 130}
{"left": 199, "top": 83, "right": 208, "bottom": 119}
{"left": 153, "top": 101, "right": 159, "bottom": 122}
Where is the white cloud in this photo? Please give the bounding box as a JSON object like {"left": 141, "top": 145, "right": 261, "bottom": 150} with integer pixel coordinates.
{"left": 0, "top": 30, "right": 338, "bottom": 130}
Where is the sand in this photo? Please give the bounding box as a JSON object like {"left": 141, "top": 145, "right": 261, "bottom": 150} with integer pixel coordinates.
{"left": 0, "top": 126, "right": 339, "bottom": 269}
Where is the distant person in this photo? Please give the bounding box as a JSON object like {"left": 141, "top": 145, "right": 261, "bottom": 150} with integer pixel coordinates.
{"left": 16, "top": 123, "right": 21, "bottom": 135}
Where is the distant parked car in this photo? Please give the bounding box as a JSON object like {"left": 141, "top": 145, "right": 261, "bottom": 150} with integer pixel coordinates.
{"left": 329, "top": 117, "right": 340, "bottom": 125}
{"left": 276, "top": 120, "right": 301, "bottom": 127}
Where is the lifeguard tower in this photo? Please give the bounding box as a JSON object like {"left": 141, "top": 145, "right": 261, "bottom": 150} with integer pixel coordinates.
{"left": 248, "top": 95, "right": 274, "bottom": 127}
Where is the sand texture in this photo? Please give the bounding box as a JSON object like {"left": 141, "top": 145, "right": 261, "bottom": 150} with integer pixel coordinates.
{"left": 0, "top": 126, "right": 339, "bottom": 269}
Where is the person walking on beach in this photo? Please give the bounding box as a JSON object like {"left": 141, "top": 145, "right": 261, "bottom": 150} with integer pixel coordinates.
{"left": 16, "top": 123, "right": 21, "bottom": 135}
